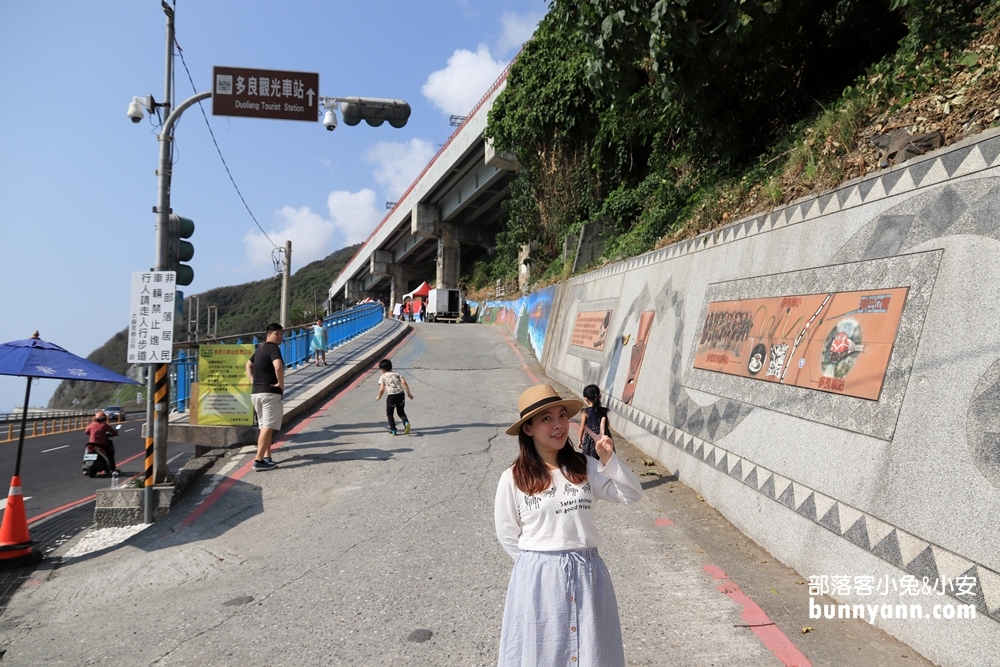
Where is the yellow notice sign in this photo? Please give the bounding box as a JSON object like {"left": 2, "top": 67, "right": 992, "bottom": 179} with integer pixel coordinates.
{"left": 198, "top": 344, "right": 254, "bottom": 426}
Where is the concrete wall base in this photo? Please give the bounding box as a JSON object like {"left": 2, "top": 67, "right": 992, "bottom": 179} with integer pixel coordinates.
{"left": 95, "top": 484, "right": 173, "bottom": 528}
{"left": 168, "top": 424, "right": 258, "bottom": 457}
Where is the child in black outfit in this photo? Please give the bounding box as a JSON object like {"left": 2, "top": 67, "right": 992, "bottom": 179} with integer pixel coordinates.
{"left": 375, "top": 358, "right": 414, "bottom": 435}
{"left": 577, "top": 384, "right": 613, "bottom": 459}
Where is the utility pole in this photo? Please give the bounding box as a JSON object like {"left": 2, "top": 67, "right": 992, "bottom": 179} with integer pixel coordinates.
{"left": 141, "top": 1, "right": 175, "bottom": 522}
{"left": 280, "top": 240, "right": 292, "bottom": 327}
{"left": 143, "top": 3, "right": 212, "bottom": 517}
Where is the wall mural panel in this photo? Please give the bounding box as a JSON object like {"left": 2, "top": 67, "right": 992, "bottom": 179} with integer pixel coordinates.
{"left": 685, "top": 251, "right": 940, "bottom": 441}
{"left": 693, "top": 288, "right": 908, "bottom": 400}
{"left": 570, "top": 310, "right": 612, "bottom": 350}
{"left": 479, "top": 286, "right": 557, "bottom": 361}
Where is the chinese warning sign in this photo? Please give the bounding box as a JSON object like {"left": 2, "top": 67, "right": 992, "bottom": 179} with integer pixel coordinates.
{"left": 127, "top": 271, "right": 176, "bottom": 363}
{"left": 197, "top": 344, "right": 254, "bottom": 426}
{"left": 212, "top": 66, "right": 319, "bottom": 122}
{"left": 692, "top": 288, "right": 909, "bottom": 400}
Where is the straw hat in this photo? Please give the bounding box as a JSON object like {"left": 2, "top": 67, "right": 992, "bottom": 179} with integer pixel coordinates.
{"left": 506, "top": 384, "right": 584, "bottom": 436}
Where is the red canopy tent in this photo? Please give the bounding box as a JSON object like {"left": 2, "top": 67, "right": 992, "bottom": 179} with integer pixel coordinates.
{"left": 403, "top": 281, "right": 431, "bottom": 300}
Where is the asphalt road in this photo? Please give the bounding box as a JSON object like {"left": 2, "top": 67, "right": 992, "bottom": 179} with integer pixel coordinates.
{"left": 0, "top": 421, "right": 195, "bottom": 520}
{"left": 0, "top": 323, "right": 930, "bottom": 666}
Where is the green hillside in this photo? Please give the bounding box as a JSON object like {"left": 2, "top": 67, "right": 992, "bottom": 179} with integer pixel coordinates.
{"left": 468, "top": 0, "right": 1000, "bottom": 291}
{"left": 47, "top": 244, "right": 360, "bottom": 410}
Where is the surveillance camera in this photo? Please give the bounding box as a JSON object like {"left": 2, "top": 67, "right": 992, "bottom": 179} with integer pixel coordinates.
{"left": 127, "top": 101, "right": 145, "bottom": 124}
{"left": 323, "top": 110, "right": 338, "bottom": 132}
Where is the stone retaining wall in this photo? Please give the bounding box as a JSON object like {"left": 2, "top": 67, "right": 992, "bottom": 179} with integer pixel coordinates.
{"left": 535, "top": 128, "right": 1000, "bottom": 665}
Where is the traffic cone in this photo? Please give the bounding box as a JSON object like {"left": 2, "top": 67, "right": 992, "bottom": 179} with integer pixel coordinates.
{"left": 0, "top": 476, "right": 40, "bottom": 568}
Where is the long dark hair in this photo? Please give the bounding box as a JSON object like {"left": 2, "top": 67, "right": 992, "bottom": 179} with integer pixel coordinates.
{"left": 512, "top": 426, "right": 588, "bottom": 496}
{"left": 583, "top": 384, "right": 609, "bottom": 423}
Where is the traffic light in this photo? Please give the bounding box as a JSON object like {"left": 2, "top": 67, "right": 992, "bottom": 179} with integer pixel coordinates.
{"left": 167, "top": 214, "right": 195, "bottom": 286}
{"left": 339, "top": 97, "right": 411, "bottom": 128}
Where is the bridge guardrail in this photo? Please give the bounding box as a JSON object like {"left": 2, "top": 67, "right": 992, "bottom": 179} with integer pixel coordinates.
{"left": 169, "top": 303, "right": 384, "bottom": 412}
{"left": 0, "top": 412, "right": 116, "bottom": 444}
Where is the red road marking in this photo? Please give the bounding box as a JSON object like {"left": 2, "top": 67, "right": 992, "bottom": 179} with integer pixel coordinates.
{"left": 499, "top": 329, "right": 540, "bottom": 384}
{"left": 654, "top": 517, "right": 674, "bottom": 526}
{"left": 179, "top": 329, "right": 414, "bottom": 529}
{"left": 28, "top": 495, "right": 96, "bottom": 525}
{"left": 703, "top": 564, "right": 811, "bottom": 667}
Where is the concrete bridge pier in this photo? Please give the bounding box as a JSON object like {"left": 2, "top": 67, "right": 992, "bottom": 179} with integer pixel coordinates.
{"left": 412, "top": 203, "right": 494, "bottom": 290}
{"left": 370, "top": 250, "right": 419, "bottom": 309}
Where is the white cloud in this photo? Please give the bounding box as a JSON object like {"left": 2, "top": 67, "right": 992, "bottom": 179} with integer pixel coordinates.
{"left": 497, "top": 11, "right": 542, "bottom": 55}
{"left": 243, "top": 190, "right": 383, "bottom": 272}
{"left": 243, "top": 205, "right": 338, "bottom": 271}
{"left": 326, "top": 189, "right": 382, "bottom": 245}
{"left": 422, "top": 44, "right": 508, "bottom": 116}
{"left": 365, "top": 138, "right": 437, "bottom": 201}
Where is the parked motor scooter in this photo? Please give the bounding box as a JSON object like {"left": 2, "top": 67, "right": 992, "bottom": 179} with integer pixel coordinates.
{"left": 82, "top": 424, "right": 121, "bottom": 478}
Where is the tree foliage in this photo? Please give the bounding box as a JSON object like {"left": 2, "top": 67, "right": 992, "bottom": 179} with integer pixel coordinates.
{"left": 476, "top": 0, "right": 991, "bottom": 287}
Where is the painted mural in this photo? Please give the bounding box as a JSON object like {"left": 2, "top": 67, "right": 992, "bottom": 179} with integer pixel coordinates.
{"left": 478, "top": 286, "right": 556, "bottom": 361}
{"left": 693, "top": 288, "right": 908, "bottom": 400}
{"left": 622, "top": 311, "right": 656, "bottom": 404}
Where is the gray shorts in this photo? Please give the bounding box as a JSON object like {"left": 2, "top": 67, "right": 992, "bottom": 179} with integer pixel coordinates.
{"left": 251, "top": 393, "right": 283, "bottom": 431}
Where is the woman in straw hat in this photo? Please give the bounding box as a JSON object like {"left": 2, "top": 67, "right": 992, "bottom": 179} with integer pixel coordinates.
{"left": 494, "top": 384, "right": 643, "bottom": 667}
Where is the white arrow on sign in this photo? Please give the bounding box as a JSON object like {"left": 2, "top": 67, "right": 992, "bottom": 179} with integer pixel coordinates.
{"left": 307, "top": 89, "right": 315, "bottom": 106}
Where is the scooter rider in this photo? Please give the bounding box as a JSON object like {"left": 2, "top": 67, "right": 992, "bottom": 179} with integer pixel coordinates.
{"left": 84, "top": 410, "right": 118, "bottom": 474}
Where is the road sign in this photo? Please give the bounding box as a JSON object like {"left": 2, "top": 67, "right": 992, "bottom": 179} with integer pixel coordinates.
{"left": 127, "top": 271, "right": 177, "bottom": 363}
{"left": 212, "top": 66, "right": 319, "bottom": 122}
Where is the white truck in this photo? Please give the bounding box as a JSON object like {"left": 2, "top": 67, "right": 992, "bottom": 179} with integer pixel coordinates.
{"left": 426, "top": 288, "right": 462, "bottom": 323}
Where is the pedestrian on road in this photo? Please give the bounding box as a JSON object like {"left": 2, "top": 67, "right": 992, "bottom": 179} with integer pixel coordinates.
{"left": 577, "top": 384, "right": 613, "bottom": 460}
{"left": 84, "top": 410, "right": 118, "bottom": 474}
{"left": 311, "top": 318, "right": 328, "bottom": 366}
{"left": 375, "top": 358, "right": 413, "bottom": 435}
{"left": 245, "top": 323, "right": 284, "bottom": 471}
{"left": 419, "top": 298, "right": 427, "bottom": 323}
{"left": 494, "top": 384, "right": 643, "bottom": 667}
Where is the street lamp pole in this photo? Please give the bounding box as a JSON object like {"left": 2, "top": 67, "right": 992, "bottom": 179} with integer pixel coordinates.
{"left": 147, "top": 89, "right": 210, "bottom": 490}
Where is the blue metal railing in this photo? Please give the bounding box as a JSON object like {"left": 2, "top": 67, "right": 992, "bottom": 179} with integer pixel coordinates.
{"left": 170, "top": 303, "right": 384, "bottom": 412}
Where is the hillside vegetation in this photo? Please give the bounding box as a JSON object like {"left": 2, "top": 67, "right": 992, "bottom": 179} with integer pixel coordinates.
{"left": 469, "top": 0, "right": 1000, "bottom": 292}
{"left": 48, "top": 244, "right": 359, "bottom": 410}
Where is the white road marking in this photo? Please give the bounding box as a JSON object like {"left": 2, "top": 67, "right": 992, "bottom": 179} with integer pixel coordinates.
{"left": 0, "top": 497, "right": 33, "bottom": 511}
{"left": 42, "top": 445, "right": 70, "bottom": 453}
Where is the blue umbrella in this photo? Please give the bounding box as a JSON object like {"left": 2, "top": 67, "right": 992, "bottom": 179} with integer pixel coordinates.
{"left": 0, "top": 332, "right": 140, "bottom": 477}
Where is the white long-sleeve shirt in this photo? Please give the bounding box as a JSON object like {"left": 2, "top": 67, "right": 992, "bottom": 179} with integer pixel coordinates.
{"left": 494, "top": 453, "right": 644, "bottom": 559}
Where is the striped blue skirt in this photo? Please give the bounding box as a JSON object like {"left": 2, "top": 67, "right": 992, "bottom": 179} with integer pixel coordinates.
{"left": 498, "top": 548, "right": 624, "bottom": 667}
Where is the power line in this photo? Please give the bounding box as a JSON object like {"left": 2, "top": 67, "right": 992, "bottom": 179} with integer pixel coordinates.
{"left": 173, "top": 37, "right": 278, "bottom": 251}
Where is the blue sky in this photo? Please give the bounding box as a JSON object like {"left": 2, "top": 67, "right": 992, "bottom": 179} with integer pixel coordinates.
{"left": 0, "top": 0, "right": 546, "bottom": 411}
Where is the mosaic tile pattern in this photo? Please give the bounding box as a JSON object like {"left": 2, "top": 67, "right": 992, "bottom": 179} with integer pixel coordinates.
{"left": 553, "top": 365, "right": 1000, "bottom": 622}
{"left": 966, "top": 358, "right": 1000, "bottom": 489}
{"left": 555, "top": 129, "right": 1000, "bottom": 623}
{"left": 567, "top": 128, "right": 1000, "bottom": 286}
